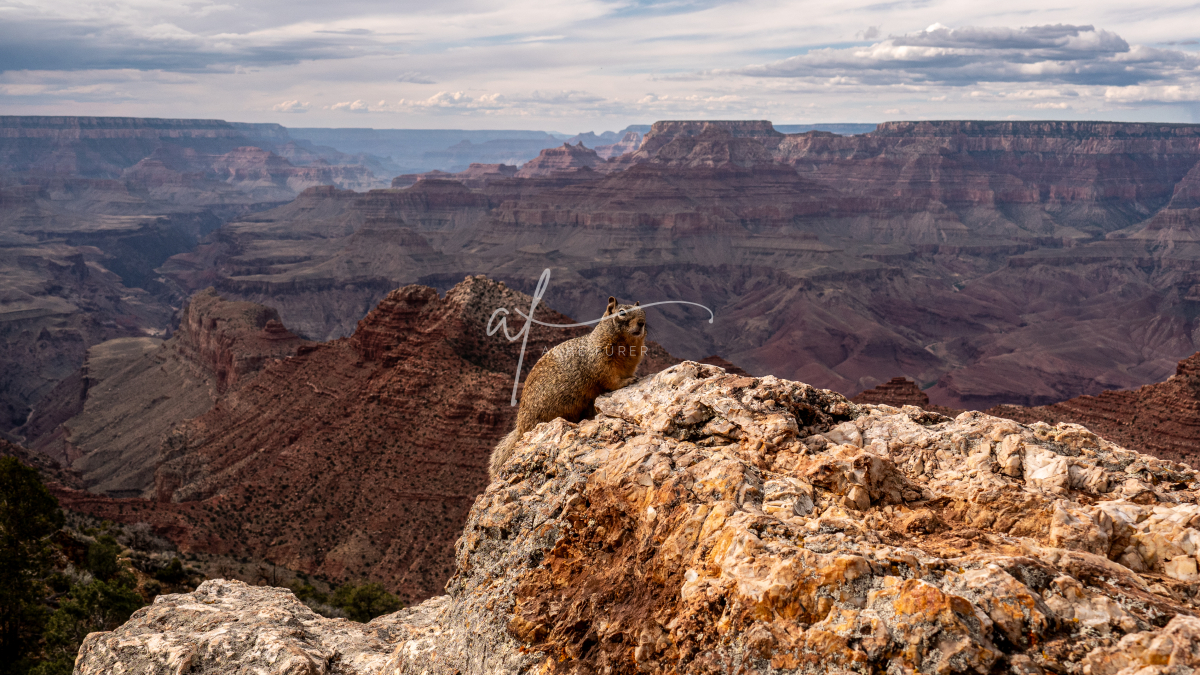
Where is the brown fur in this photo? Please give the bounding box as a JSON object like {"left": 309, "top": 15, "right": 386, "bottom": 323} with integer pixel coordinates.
{"left": 489, "top": 297, "right": 647, "bottom": 480}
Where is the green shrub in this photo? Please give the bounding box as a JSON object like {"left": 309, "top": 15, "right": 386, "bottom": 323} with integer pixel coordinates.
{"left": 154, "top": 557, "right": 187, "bottom": 585}
{"left": 332, "top": 582, "right": 401, "bottom": 623}
{"left": 31, "top": 578, "right": 143, "bottom": 675}
{"left": 85, "top": 535, "right": 122, "bottom": 581}
{"left": 0, "top": 458, "right": 64, "bottom": 675}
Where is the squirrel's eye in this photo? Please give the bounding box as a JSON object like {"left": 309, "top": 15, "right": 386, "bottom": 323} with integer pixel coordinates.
{"left": 617, "top": 310, "right": 627, "bottom": 318}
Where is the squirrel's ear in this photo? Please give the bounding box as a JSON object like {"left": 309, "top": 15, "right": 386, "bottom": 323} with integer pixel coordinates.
{"left": 634, "top": 301, "right": 640, "bottom": 307}
{"left": 604, "top": 296, "right": 617, "bottom": 316}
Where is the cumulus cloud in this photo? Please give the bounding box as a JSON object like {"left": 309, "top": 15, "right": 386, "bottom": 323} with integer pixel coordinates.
{"left": 397, "top": 91, "right": 505, "bottom": 110}
{"left": 330, "top": 99, "right": 370, "bottom": 112}
{"left": 392, "top": 90, "right": 610, "bottom": 115}
{"left": 737, "top": 24, "right": 1200, "bottom": 88}
{"left": 1104, "top": 85, "right": 1200, "bottom": 103}
{"left": 272, "top": 100, "right": 310, "bottom": 112}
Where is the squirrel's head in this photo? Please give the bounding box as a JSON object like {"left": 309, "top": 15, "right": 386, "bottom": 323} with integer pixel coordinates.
{"left": 602, "top": 296, "right": 646, "bottom": 339}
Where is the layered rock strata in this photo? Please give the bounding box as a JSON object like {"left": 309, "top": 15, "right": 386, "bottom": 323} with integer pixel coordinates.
{"left": 77, "top": 362, "right": 1200, "bottom": 674}
{"left": 57, "top": 277, "right": 680, "bottom": 601}
{"left": 166, "top": 120, "right": 1200, "bottom": 412}
{"left": 19, "top": 289, "right": 306, "bottom": 497}
{"left": 515, "top": 142, "right": 610, "bottom": 178}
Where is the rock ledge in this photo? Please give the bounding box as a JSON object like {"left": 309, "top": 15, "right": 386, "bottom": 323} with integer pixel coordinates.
{"left": 77, "top": 363, "right": 1200, "bottom": 675}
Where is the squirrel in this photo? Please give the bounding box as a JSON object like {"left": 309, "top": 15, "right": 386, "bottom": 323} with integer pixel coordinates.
{"left": 489, "top": 296, "right": 647, "bottom": 480}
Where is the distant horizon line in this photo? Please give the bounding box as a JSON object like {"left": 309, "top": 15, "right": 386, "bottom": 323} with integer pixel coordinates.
{"left": 7, "top": 115, "right": 1200, "bottom": 134}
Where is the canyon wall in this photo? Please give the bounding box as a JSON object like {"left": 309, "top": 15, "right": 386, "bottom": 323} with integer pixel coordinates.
{"left": 165, "top": 119, "right": 1200, "bottom": 411}
{"left": 54, "top": 277, "right": 678, "bottom": 601}
{"left": 19, "top": 289, "right": 307, "bottom": 497}
{"left": 0, "top": 117, "right": 391, "bottom": 432}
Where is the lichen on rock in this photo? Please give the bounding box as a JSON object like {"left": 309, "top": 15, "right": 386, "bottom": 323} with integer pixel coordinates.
{"left": 77, "top": 362, "right": 1200, "bottom": 675}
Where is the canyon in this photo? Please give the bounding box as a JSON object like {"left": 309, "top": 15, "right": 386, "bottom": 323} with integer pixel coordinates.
{"left": 38, "top": 278, "right": 679, "bottom": 601}
{"left": 0, "top": 117, "right": 632, "bottom": 433}
{"left": 7, "top": 114, "right": 1200, "bottom": 621}
{"left": 156, "top": 119, "right": 1200, "bottom": 414}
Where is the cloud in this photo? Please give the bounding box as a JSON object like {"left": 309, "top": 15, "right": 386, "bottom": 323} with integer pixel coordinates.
{"left": 397, "top": 71, "right": 437, "bottom": 84}
{"left": 511, "top": 35, "right": 565, "bottom": 43}
{"left": 330, "top": 99, "right": 370, "bottom": 112}
{"left": 396, "top": 91, "right": 506, "bottom": 110}
{"left": 1104, "top": 84, "right": 1200, "bottom": 103}
{"left": 857, "top": 26, "right": 881, "bottom": 41}
{"left": 0, "top": 18, "right": 369, "bottom": 72}
{"left": 0, "top": 0, "right": 607, "bottom": 74}
{"left": 736, "top": 24, "right": 1200, "bottom": 88}
{"left": 272, "top": 99, "right": 310, "bottom": 112}
{"left": 392, "top": 89, "right": 610, "bottom": 114}
{"left": 3, "top": 1, "right": 1200, "bottom": 126}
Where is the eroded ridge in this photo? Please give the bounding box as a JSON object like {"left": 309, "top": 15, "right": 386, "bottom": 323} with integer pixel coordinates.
{"left": 78, "top": 362, "right": 1200, "bottom": 675}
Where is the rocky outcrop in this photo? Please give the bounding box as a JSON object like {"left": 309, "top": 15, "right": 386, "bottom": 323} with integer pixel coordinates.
{"left": 595, "top": 131, "right": 643, "bottom": 159}
{"left": 987, "top": 351, "right": 1200, "bottom": 467}
{"left": 172, "top": 288, "right": 307, "bottom": 392}
{"left": 75, "top": 362, "right": 1200, "bottom": 674}
{"left": 515, "top": 142, "right": 607, "bottom": 178}
{"left": 75, "top": 580, "right": 411, "bottom": 675}
{"left": 852, "top": 376, "right": 931, "bottom": 407}
{"left": 391, "top": 163, "right": 519, "bottom": 189}
{"left": 634, "top": 120, "right": 784, "bottom": 159}
{"left": 846, "top": 356, "right": 1200, "bottom": 468}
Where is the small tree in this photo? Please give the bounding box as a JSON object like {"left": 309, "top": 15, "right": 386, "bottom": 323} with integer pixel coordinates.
{"left": 0, "top": 458, "right": 64, "bottom": 675}
{"left": 33, "top": 578, "right": 144, "bottom": 675}
{"left": 333, "top": 582, "right": 401, "bottom": 622}
{"left": 85, "top": 534, "right": 122, "bottom": 581}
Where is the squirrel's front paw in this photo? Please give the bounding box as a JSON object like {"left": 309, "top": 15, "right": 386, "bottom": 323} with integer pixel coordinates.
{"left": 619, "top": 376, "right": 639, "bottom": 388}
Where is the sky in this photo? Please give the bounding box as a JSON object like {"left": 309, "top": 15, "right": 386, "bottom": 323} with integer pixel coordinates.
{"left": 1, "top": 0, "right": 1199, "bottom": 131}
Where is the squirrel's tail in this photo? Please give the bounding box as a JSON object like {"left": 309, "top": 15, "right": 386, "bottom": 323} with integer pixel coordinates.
{"left": 489, "top": 428, "right": 523, "bottom": 483}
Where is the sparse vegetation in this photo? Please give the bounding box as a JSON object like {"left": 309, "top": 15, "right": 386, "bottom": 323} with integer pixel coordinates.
{"left": 288, "top": 578, "right": 402, "bottom": 622}
{"left": 0, "top": 460, "right": 202, "bottom": 675}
